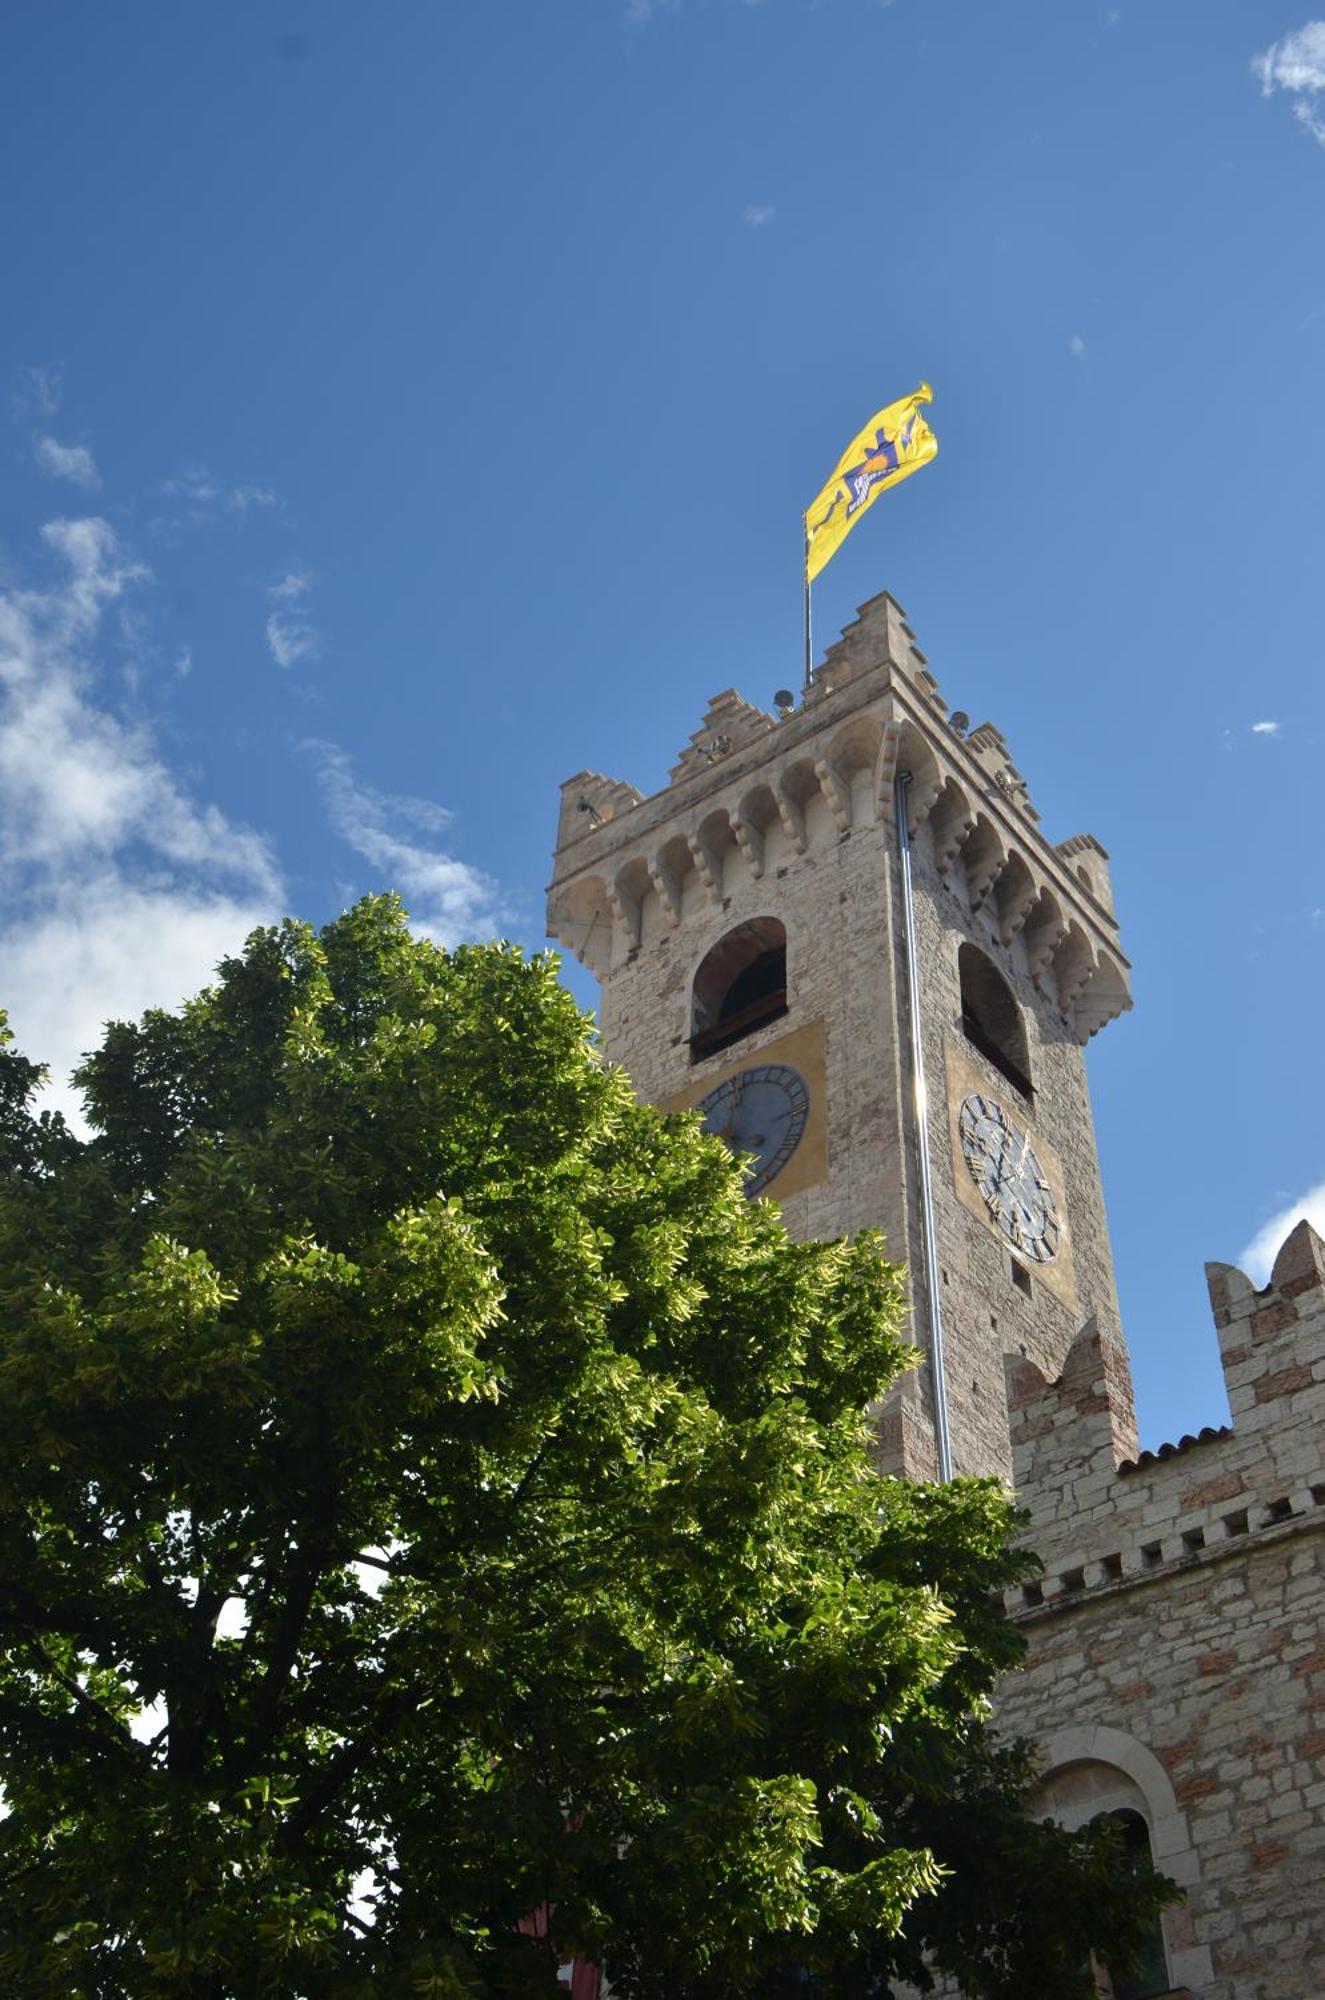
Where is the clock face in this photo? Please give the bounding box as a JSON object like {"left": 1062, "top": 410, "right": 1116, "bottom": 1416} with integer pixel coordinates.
{"left": 698, "top": 1063, "right": 810, "bottom": 1198}
{"left": 958, "top": 1092, "right": 1060, "bottom": 1263}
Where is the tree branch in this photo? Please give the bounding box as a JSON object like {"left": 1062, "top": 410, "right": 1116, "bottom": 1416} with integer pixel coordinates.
{"left": 18, "top": 1631, "right": 146, "bottom": 1767}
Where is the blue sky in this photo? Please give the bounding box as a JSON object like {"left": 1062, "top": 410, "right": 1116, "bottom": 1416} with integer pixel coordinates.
{"left": 2, "top": 1, "right": 1322, "bottom": 1450}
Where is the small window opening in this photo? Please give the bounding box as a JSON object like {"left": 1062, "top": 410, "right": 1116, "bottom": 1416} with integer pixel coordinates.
{"left": 690, "top": 917, "right": 788, "bottom": 1061}
{"left": 1100, "top": 1552, "right": 1124, "bottom": 1582}
{"left": 958, "top": 943, "right": 1033, "bottom": 1097}
{"left": 1010, "top": 1257, "right": 1032, "bottom": 1299}
{"left": 1265, "top": 1496, "right": 1294, "bottom": 1526}
{"left": 1140, "top": 1540, "right": 1163, "bottom": 1568}
{"left": 1181, "top": 1526, "right": 1205, "bottom": 1554}
{"left": 1223, "top": 1508, "right": 1250, "bottom": 1538}
{"left": 1021, "top": 1580, "right": 1043, "bottom": 1608}
{"left": 1091, "top": 1810, "right": 1171, "bottom": 1999}
{"left": 1311, "top": 1483, "right": 1325, "bottom": 1508}
{"left": 1061, "top": 1566, "right": 1086, "bottom": 1594}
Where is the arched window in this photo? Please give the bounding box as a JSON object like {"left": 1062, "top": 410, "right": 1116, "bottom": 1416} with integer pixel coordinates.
{"left": 958, "top": 942, "right": 1032, "bottom": 1098}
{"left": 690, "top": 918, "right": 787, "bottom": 1060}
{"left": 1091, "top": 1810, "right": 1170, "bottom": 1999}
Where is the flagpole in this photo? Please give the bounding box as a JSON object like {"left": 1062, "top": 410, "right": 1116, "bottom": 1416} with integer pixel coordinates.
{"left": 802, "top": 514, "right": 813, "bottom": 695}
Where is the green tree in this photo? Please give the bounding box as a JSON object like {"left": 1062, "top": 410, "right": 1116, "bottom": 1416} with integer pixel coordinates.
{"left": 0, "top": 899, "right": 1170, "bottom": 1998}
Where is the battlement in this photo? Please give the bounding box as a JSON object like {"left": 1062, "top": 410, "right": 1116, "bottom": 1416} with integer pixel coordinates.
{"left": 1003, "top": 1221, "right": 1325, "bottom": 1619}
{"left": 547, "top": 592, "right": 1130, "bottom": 1044}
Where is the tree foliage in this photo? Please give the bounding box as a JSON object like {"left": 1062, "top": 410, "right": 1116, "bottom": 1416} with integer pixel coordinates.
{"left": 0, "top": 899, "right": 1171, "bottom": 1997}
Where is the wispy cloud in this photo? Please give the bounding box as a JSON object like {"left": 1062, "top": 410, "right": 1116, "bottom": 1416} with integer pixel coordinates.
{"left": 265, "top": 572, "right": 319, "bottom": 670}
{"left": 1253, "top": 20, "right": 1325, "bottom": 144}
{"left": 1069, "top": 332, "right": 1087, "bottom": 359}
{"left": 1251, "top": 718, "right": 1281, "bottom": 736}
{"left": 743, "top": 203, "right": 776, "bottom": 227}
{"left": 11, "top": 364, "right": 62, "bottom": 422}
{"left": 162, "top": 468, "right": 281, "bottom": 521}
{"left": 34, "top": 434, "right": 100, "bottom": 490}
{"left": 229, "top": 483, "right": 279, "bottom": 516}
{"left": 163, "top": 468, "right": 219, "bottom": 508}
{"left": 306, "top": 741, "right": 503, "bottom": 948}
{"left": 625, "top": 0, "right": 681, "bottom": 27}
{"left": 1239, "top": 1180, "right": 1325, "bottom": 1284}
{"left": 0, "top": 518, "right": 280, "bottom": 1117}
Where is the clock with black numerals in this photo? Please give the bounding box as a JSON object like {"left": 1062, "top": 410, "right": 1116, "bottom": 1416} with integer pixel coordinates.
{"left": 697, "top": 1063, "right": 810, "bottom": 1197}
{"left": 958, "top": 1091, "right": 1061, "bottom": 1263}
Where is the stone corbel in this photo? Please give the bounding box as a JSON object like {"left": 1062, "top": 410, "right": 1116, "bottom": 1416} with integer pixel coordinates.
{"left": 1025, "top": 906, "right": 1070, "bottom": 986}
{"left": 967, "top": 845, "right": 1010, "bottom": 911}
{"left": 687, "top": 832, "right": 726, "bottom": 904}
{"left": 902, "top": 770, "right": 943, "bottom": 830}
{"left": 647, "top": 854, "right": 683, "bottom": 927}
{"left": 608, "top": 874, "right": 642, "bottom": 954}
{"left": 775, "top": 786, "right": 808, "bottom": 855}
{"left": 875, "top": 720, "right": 902, "bottom": 823}
{"left": 1052, "top": 935, "right": 1096, "bottom": 1016}
{"left": 996, "top": 873, "right": 1040, "bottom": 947}
{"left": 1072, "top": 965, "right": 1132, "bottom": 1043}
{"left": 932, "top": 791, "right": 977, "bottom": 876}
{"left": 814, "top": 757, "right": 852, "bottom": 836}
{"left": 728, "top": 808, "right": 764, "bottom": 881}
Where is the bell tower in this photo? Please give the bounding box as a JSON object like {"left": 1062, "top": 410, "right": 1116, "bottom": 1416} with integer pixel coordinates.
{"left": 547, "top": 592, "right": 1137, "bottom": 1482}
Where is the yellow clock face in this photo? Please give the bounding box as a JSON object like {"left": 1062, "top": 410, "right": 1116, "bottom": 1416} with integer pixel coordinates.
{"left": 958, "top": 1092, "right": 1060, "bottom": 1263}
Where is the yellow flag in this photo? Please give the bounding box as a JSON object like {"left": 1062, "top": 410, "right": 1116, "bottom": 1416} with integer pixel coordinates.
{"left": 805, "top": 384, "right": 937, "bottom": 583}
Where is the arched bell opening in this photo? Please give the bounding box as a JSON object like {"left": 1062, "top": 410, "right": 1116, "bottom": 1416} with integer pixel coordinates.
{"left": 1086, "top": 1810, "right": 1172, "bottom": 2000}
{"left": 958, "top": 941, "right": 1033, "bottom": 1099}
{"left": 690, "top": 917, "right": 788, "bottom": 1062}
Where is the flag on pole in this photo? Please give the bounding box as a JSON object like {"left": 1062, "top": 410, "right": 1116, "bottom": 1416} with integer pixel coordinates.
{"left": 804, "top": 384, "right": 937, "bottom": 583}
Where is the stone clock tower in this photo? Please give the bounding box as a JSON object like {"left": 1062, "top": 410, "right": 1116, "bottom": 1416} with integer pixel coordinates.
{"left": 547, "top": 591, "right": 1136, "bottom": 1482}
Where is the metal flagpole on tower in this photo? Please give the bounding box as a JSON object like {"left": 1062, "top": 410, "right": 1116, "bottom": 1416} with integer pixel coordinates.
{"left": 802, "top": 514, "right": 813, "bottom": 694}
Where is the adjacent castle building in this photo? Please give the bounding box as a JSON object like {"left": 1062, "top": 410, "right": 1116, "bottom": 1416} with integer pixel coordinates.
{"left": 547, "top": 591, "right": 1325, "bottom": 1999}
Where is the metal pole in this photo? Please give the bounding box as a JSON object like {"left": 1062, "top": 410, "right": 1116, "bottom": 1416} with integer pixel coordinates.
{"left": 802, "top": 516, "right": 813, "bottom": 694}
{"left": 895, "top": 770, "right": 954, "bottom": 1483}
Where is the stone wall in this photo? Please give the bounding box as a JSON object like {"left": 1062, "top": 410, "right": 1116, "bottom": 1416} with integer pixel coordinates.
{"left": 997, "top": 1220, "right": 1325, "bottom": 1997}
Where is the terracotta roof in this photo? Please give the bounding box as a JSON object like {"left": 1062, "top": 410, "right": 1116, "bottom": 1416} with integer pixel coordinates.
{"left": 1117, "top": 1424, "right": 1233, "bottom": 1476}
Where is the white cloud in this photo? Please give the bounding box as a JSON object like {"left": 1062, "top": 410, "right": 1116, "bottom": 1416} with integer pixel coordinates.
{"left": 34, "top": 434, "right": 100, "bottom": 490}
{"left": 1069, "top": 333, "right": 1087, "bottom": 359}
{"left": 162, "top": 469, "right": 278, "bottom": 521}
{"left": 1252, "top": 718, "right": 1281, "bottom": 735}
{"left": 626, "top": 0, "right": 681, "bottom": 26}
{"left": 0, "top": 518, "right": 280, "bottom": 1118}
{"left": 1239, "top": 1180, "right": 1325, "bottom": 1285}
{"left": 228, "top": 483, "right": 278, "bottom": 515}
{"left": 307, "top": 741, "right": 504, "bottom": 948}
{"left": 1253, "top": 20, "right": 1325, "bottom": 144}
{"left": 743, "top": 203, "right": 776, "bottom": 227}
{"left": 163, "top": 468, "right": 219, "bottom": 507}
{"left": 265, "top": 572, "right": 319, "bottom": 670}
{"left": 11, "top": 364, "right": 62, "bottom": 422}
